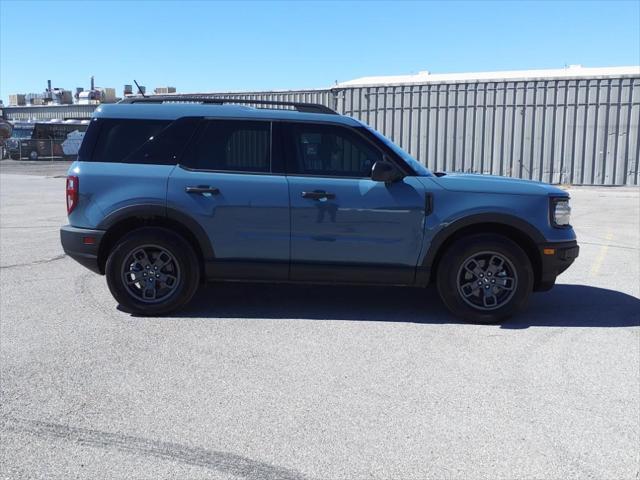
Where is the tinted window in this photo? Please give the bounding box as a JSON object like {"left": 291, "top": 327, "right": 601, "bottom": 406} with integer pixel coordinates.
{"left": 77, "top": 119, "right": 100, "bottom": 161}
{"left": 185, "top": 120, "right": 270, "bottom": 172}
{"left": 90, "top": 119, "right": 170, "bottom": 163}
{"left": 123, "top": 117, "right": 200, "bottom": 165}
{"left": 288, "top": 124, "right": 381, "bottom": 177}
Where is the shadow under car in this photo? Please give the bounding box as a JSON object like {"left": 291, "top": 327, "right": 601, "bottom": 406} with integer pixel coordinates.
{"left": 150, "top": 282, "right": 640, "bottom": 329}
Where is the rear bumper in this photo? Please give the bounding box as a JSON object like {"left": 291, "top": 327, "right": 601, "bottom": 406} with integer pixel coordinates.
{"left": 535, "top": 240, "right": 579, "bottom": 291}
{"left": 60, "top": 225, "right": 105, "bottom": 274}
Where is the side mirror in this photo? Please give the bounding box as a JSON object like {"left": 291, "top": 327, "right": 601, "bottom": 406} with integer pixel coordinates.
{"left": 371, "top": 160, "right": 403, "bottom": 183}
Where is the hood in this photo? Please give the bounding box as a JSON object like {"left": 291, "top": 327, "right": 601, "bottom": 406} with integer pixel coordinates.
{"left": 431, "top": 173, "right": 568, "bottom": 196}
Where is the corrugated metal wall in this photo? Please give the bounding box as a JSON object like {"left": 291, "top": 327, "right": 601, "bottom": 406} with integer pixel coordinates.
{"left": 219, "top": 90, "right": 336, "bottom": 110}
{"left": 3, "top": 104, "right": 97, "bottom": 120}
{"left": 223, "top": 76, "right": 640, "bottom": 185}
{"left": 338, "top": 77, "right": 640, "bottom": 185}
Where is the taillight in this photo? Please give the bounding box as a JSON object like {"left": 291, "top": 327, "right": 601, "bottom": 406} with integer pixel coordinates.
{"left": 66, "top": 175, "right": 79, "bottom": 214}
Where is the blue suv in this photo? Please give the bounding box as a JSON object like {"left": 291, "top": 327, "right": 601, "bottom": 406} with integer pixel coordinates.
{"left": 60, "top": 97, "right": 578, "bottom": 322}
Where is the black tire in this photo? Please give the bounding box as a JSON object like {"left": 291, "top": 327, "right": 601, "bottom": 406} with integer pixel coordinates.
{"left": 105, "top": 227, "right": 200, "bottom": 315}
{"left": 28, "top": 150, "right": 38, "bottom": 161}
{"left": 436, "top": 234, "right": 534, "bottom": 323}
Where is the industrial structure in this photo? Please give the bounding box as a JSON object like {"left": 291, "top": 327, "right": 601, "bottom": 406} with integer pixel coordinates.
{"left": 7, "top": 77, "right": 121, "bottom": 108}
{"left": 154, "top": 86, "right": 177, "bottom": 95}
{"left": 2, "top": 65, "right": 638, "bottom": 185}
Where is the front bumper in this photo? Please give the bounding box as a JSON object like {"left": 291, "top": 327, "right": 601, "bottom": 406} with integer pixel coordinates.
{"left": 60, "top": 225, "right": 105, "bottom": 274}
{"left": 535, "top": 240, "right": 579, "bottom": 291}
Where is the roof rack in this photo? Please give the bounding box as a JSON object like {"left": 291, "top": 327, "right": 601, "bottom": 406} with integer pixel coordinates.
{"left": 118, "top": 95, "right": 337, "bottom": 115}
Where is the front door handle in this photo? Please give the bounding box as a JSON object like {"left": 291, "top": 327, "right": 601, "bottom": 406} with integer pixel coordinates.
{"left": 185, "top": 185, "right": 220, "bottom": 195}
{"left": 301, "top": 190, "right": 335, "bottom": 200}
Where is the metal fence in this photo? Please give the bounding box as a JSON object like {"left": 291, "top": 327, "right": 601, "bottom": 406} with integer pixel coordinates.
{"left": 4, "top": 138, "right": 73, "bottom": 161}
{"left": 2, "top": 104, "right": 96, "bottom": 121}
{"left": 215, "top": 90, "right": 336, "bottom": 111}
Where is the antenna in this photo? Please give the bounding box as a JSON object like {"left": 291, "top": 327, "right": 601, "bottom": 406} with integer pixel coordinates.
{"left": 133, "top": 80, "right": 147, "bottom": 98}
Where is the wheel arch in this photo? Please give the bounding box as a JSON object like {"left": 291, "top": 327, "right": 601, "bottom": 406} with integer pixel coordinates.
{"left": 96, "top": 205, "right": 213, "bottom": 277}
{"left": 422, "top": 214, "right": 545, "bottom": 290}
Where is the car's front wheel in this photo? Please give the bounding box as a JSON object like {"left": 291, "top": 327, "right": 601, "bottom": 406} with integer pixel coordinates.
{"left": 105, "top": 227, "right": 200, "bottom": 315}
{"left": 436, "top": 234, "right": 534, "bottom": 323}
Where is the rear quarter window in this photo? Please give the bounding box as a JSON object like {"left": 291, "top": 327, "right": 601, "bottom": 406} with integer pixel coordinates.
{"left": 122, "top": 117, "right": 200, "bottom": 165}
{"left": 81, "top": 119, "right": 170, "bottom": 163}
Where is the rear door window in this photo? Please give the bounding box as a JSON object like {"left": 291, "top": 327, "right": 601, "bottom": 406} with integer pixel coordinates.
{"left": 183, "top": 120, "right": 271, "bottom": 173}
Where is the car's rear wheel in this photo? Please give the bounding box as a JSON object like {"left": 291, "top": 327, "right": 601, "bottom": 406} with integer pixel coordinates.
{"left": 105, "top": 227, "right": 200, "bottom": 315}
{"left": 436, "top": 234, "right": 533, "bottom": 323}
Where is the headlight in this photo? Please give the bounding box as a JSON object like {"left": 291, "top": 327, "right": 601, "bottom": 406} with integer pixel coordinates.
{"left": 551, "top": 198, "right": 571, "bottom": 227}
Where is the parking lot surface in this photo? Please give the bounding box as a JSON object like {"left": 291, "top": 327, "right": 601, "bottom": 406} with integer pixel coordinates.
{"left": 1, "top": 160, "right": 639, "bottom": 479}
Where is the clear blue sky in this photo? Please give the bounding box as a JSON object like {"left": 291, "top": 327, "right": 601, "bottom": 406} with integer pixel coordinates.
{"left": 1, "top": 0, "right": 639, "bottom": 102}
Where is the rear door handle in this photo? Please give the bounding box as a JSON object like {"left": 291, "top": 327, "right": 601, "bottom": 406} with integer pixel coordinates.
{"left": 185, "top": 185, "right": 220, "bottom": 195}
{"left": 301, "top": 190, "right": 335, "bottom": 200}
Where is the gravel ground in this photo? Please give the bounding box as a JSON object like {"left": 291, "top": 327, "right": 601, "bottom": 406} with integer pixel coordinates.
{"left": 1, "top": 162, "right": 638, "bottom": 480}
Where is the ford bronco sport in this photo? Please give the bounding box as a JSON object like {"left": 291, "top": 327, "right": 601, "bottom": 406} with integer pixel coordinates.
{"left": 60, "top": 97, "right": 578, "bottom": 322}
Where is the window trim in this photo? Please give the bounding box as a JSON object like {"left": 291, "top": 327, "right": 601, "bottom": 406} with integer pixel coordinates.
{"left": 270, "top": 121, "right": 284, "bottom": 174}
{"left": 283, "top": 172, "right": 379, "bottom": 180}
{"left": 177, "top": 164, "right": 284, "bottom": 176}
{"left": 179, "top": 118, "right": 273, "bottom": 174}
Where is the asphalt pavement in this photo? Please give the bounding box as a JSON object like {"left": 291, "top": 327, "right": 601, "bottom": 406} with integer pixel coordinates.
{"left": 1, "top": 160, "right": 638, "bottom": 479}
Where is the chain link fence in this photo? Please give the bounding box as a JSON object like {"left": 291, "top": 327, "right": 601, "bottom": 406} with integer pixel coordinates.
{"left": 3, "top": 138, "right": 76, "bottom": 161}
{"left": 2, "top": 123, "right": 86, "bottom": 161}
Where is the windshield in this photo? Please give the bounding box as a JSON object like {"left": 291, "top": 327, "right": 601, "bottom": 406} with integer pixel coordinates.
{"left": 364, "top": 125, "right": 431, "bottom": 176}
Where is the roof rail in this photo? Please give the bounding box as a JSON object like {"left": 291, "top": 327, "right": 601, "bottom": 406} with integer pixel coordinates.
{"left": 118, "top": 95, "right": 337, "bottom": 115}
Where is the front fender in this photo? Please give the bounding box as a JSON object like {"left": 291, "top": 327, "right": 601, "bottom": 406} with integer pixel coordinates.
{"left": 421, "top": 211, "right": 547, "bottom": 269}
